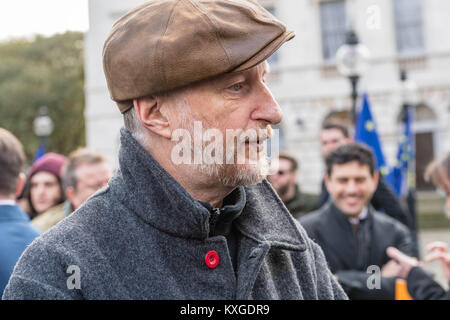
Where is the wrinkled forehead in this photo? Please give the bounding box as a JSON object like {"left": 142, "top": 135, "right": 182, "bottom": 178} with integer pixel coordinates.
{"left": 158, "top": 61, "right": 270, "bottom": 110}
{"left": 190, "top": 61, "right": 269, "bottom": 90}
{"left": 329, "top": 161, "right": 373, "bottom": 178}
{"left": 277, "top": 158, "right": 293, "bottom": 170}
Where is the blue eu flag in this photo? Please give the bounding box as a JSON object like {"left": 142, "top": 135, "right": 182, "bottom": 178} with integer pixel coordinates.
{"left": 386, "top": 108, "right": 414, "bottom": 196}
{"left": 355, "top": 92, "right": 390, "bottom": 177}
{"left": 33, "top": 143, "right": 46, "bottom": 162}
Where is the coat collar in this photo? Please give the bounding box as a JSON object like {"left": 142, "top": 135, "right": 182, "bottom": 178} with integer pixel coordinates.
{"left": 236, "top": 180, "right": 307, "bottom": 251}
{"left": 110, "top": 128, "right": 306, "bottom": 251}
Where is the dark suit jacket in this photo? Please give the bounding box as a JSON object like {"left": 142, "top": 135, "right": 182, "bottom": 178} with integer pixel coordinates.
{"left": 299, "top": 201, "right": 413, "bottom": 300}
{"left": 317, "top": 176, "right": 411, "bottom": 228}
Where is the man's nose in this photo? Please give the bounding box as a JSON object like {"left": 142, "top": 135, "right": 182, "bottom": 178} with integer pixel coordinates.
{"left": 344, "top": 180, "right": 358, "bottom": 194}
{"left": 251, "top": 83, "right": 283, "bottom": 125}
{"left": 35, "top": 184, "right": 44, "bottom": 195}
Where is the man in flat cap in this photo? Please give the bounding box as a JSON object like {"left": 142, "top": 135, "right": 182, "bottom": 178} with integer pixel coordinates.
{"left": 4, "top": 0, "right": 346, "bottom": 300}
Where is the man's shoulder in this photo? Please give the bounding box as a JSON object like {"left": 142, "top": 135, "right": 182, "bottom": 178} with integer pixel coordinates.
{"left": 27, "top": 186, "right": 114, "bottom": 249}
{"left": 298, "top": 203, "right": 329, "bottom": 226}
{"left": 0, "top": 205, "right": 40, "bottom": 239}
{"left": 371, "top": 208, "right": 409, "bottom": 232}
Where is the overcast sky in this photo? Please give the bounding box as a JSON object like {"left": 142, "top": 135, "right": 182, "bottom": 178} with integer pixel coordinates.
{"left": 0, "top": 0, "right": 89, "bottom": 41}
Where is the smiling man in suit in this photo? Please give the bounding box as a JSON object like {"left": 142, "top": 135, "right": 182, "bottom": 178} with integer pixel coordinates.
{"left": 300, "top": 143, "right": 413, "bottom": 299}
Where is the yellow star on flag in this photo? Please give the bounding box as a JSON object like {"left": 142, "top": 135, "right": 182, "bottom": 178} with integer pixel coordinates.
{"left": 365, "top": 120, "right": 375, "bottom": 131}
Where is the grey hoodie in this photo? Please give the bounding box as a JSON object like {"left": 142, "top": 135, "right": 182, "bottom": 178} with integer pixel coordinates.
{"left": 3, "top": 129, "right": 347, "bottom": 300}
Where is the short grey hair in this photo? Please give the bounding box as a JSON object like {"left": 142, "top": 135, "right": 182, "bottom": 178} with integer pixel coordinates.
{"left": 123, "top": 102, "right": 148, "bottom": 145}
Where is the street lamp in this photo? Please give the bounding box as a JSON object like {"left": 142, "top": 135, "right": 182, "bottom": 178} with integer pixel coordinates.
{"left": 400, "top": 70, "right": 419, "bottom": 258}
{"left": 33, "top": 106, "right": 54, "bottom": 154}
{"left": 336, "top": 29, "right": 370, "bottom": 125}
{"left": 400, "top": 70, "right": 419, "bottom": 109}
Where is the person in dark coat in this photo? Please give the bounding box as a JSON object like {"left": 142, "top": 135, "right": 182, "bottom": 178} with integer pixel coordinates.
{"left": 317, "top": 122, "right": 411, "bottom": 228}
{"left": 268, "top": 152, "right": 318, "bottom": 219}
{"left": 3, "top": 0, "right": 346, "bottom": 300}
{"left": 0, "top": 128, "right": 41, "bottom": 295}
{"left": 385, "top": 152, "right": 450, "bottom": 300}
{"left": 300, "top": 143, "right": 413, "bottom": 299}
{"left": 387, "top": 245, "right": 450, "bottom": 300}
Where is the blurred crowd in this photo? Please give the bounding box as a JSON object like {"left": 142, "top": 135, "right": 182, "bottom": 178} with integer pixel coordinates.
{"left": 268, "top": 121, "right": 450, "bottom": 300}
{"left": 0, "top": 128, "right": 112, "bottom": 294}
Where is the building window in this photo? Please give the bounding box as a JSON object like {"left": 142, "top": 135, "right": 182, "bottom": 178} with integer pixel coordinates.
{"left": 319, "top": 0, "right": 347, "bottom": 61}
{"left": 393, "top": 0, "right": 425, "bottom": 56}
{"left": 265, "top": 6, "right": 279, "bottom": 68}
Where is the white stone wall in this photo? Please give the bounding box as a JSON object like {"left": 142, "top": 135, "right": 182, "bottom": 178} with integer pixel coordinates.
{"left": 85, "top": 0, "right": 450, "bottom": 192}
{"left": 85, "top": 0, "right": 147, "bottom": 168}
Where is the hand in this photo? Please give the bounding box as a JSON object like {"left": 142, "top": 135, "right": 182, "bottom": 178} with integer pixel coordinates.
{"left": 381, "top": 259, "right": 401, "bottom": 277}
{"left": 386, "top": 247, "right": 420, "bottom": 279}
{"left": 424, "top": 241, "right": 450, "bottom": 281}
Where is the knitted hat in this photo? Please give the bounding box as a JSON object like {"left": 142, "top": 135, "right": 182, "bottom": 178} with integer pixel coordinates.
{"left": 28, "top": 152, "right": 67, "bottom": 180}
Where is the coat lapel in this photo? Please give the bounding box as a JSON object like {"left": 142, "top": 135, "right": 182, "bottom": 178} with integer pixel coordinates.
{"left": 317, "top": 203, "right": 359, "bottom": 271}
{"left": 234, "top": 180, "right": 308, "bottom": 299}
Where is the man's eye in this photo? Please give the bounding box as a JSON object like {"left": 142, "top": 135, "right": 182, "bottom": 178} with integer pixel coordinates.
{"left": 230, "top": 83, "right": 243, "bottom": 92}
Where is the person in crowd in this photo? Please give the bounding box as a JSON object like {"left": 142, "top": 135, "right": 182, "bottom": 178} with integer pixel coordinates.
{"left": 0, "top": 128, "right": 40, "bottom": 295}
{"left": 31, "top": 148, "right": 112, "bottom": 232}
{"left": 385, "top": 152, "right": 450, "bottom": 300}
{"left": 300, "top": 143, "right": 413, "bottom": 299}
{"left": 3, "top": 0, "right": 346, "bottom": 300}
{"left": 268, "top": 152, "right": 318, "bottom": 219}
{"left": 24, "top": 152, "right": 66, "bottom": 219}
{"left": 317, "top": 122, "right": 411, "bottom": 228}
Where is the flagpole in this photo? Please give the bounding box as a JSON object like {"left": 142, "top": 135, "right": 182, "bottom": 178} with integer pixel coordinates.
{"left": 350, "top": 75, "right": 359, "bottom": 125}
{"left": 33, "top": 106, "right": 53, "bottom": 162}
{"left": 401, "top": 70, "right": 419, "bottom": 258}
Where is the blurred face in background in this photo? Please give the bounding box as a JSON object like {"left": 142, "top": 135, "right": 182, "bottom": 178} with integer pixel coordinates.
{"left": 268, "top": 158, "right": 297, "bottom": 201}
{"left": 325, "top": 161, "right": 378, "bottom": 218}
{"left": 434, "top": 169, "right": 450, "bottom": 214}
{"left": 30, "top": 171, "right": 62, "bottom": 215}
{"left": 66, "top": 162, "right": 112, "bottom": 210}
{"left": 320, "top": 129, "right": 351, "bottom": 159}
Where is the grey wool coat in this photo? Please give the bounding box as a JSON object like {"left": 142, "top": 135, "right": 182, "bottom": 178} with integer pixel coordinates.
{"left": 3, "top": 129, "right": 347, "bottom": 300}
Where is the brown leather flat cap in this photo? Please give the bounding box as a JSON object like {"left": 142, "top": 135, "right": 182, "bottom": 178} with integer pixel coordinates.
{"left": 103, "top": 0, "right": 295, "bottom": 113}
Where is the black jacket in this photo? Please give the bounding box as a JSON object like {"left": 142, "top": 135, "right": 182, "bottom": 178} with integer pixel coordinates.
{"left": 284, "top": 185, "right": 319, "bottom": 219}
{"left": 299, "top": 201, "right": 413, "bottom": 299}
{"left": 317, "top": 176, "right": 411, "bottom": 228}
{"left": 407, "top": 266, "right": 450, "bottom": 300}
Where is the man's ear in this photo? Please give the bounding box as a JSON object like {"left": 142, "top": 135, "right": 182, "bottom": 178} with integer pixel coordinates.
{"left": 372, "top": 171, "right": 380, "bottom": 189}
{"left": 133, "top": 96, "right": 172, "bottom": 139}
{"left": 65, "top": 186, "right": 76, "bottom": 204}
{"left": 293, "top": 170, "right": 298, "bottom": 182}
{"left": 15, "top": 173, "right": 26, "bottom": 199}
{"left": 324, "top": 173, "right": 330, "bottom": 189}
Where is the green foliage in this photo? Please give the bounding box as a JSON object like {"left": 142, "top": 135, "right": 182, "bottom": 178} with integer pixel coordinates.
{"left": 0, "top": 32, "right": 85, "bottom": 164}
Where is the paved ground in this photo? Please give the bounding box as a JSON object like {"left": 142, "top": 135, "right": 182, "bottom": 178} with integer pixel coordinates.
{"left": 417, "top": 228, "right": 450, "bottom": 289}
